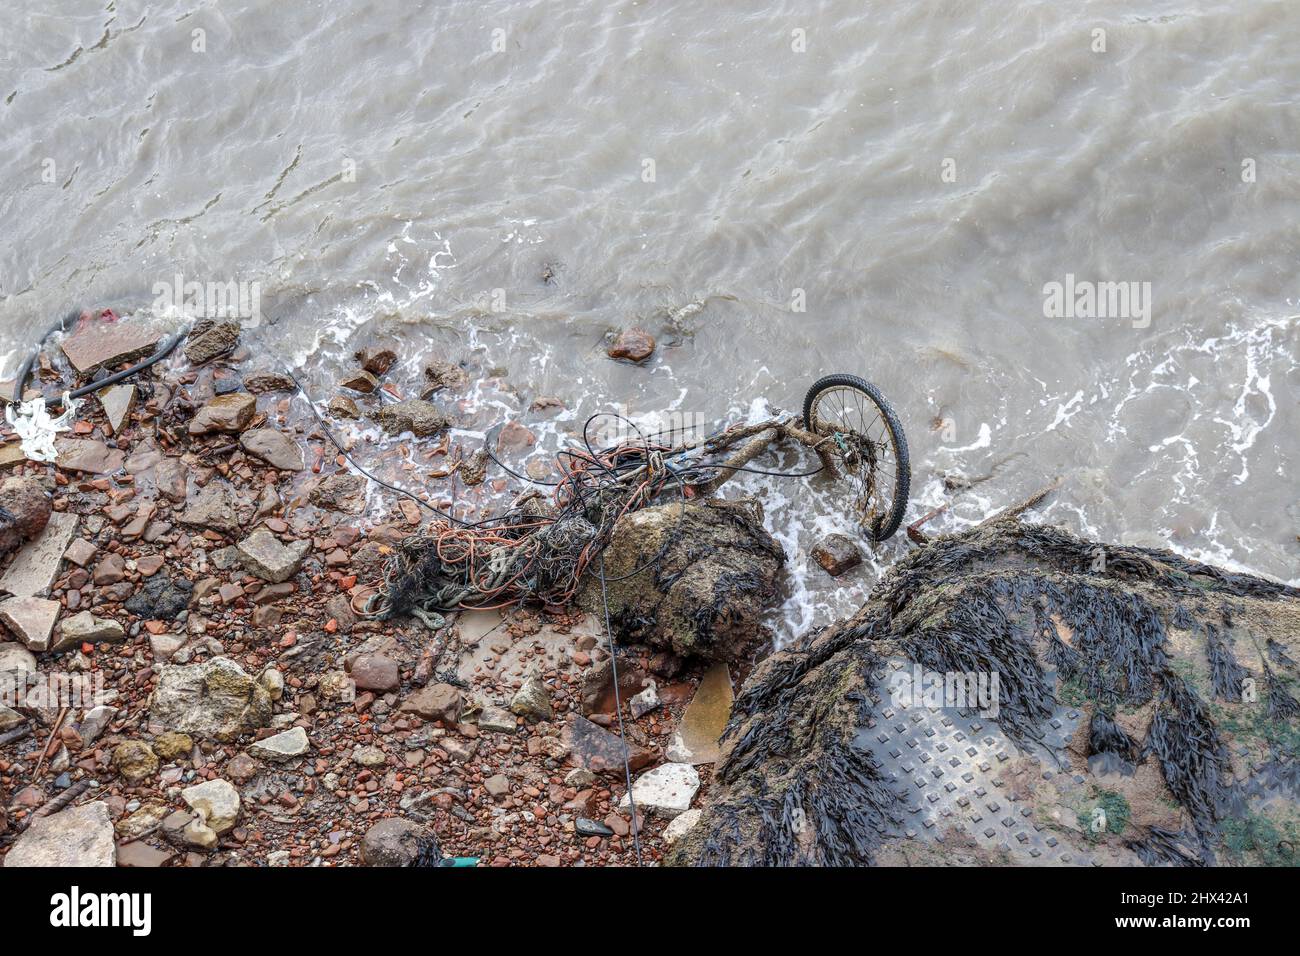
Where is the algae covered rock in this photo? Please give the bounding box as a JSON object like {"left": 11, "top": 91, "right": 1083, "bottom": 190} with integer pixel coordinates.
{"left": 580, "top": 498, "right": 784, "bottom": 663}
{"left": 670, "top": 519, "right": 1300, "bottom": 868}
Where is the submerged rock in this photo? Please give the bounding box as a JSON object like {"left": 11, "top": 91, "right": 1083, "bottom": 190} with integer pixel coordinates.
{"left": 184, "top": 320, "right": 241, "bottom": 365}
{"left": 239, "top": 428, "right": 305, "bottom": 471}
{"left": 580, "top": 498, "right": 785, "bottom": 663}
{"left": 373, "top": 399, "right": 448, "bottom": 438}
{"left": 422, "top": 359, "right": 469, "bottom": 396}
{"left": 670, "top": 519, "right": 1300, "bottom": 867}
{"left": 607, "top": 327, "right": 656, "bottom": 363}
{"left": 811, "top": 532, "right": 863, "bottom": 576}
{"left": 189, "top": 393, "right": 256, "bottom": 434}
{"left": 61, "top": 315, "right": 161, "bottom": 373}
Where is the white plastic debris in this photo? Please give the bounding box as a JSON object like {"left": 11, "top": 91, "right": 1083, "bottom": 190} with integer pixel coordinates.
{"left": 4, "top": 393, "right": 81, "bottom": 463}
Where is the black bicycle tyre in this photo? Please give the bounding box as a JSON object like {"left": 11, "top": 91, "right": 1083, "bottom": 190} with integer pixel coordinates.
{"left": 802, "top": 373, "right": 911, "bottom": 541}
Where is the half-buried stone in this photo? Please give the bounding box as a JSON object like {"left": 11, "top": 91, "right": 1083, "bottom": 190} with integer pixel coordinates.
{"left": 236, "top": 528, "right": 310, "bottom": 583}
{"left": 239, "top": 428, "right": 305, "bottom": 471}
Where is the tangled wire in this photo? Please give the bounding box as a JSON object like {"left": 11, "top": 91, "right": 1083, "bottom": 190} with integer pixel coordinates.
{"left": 368, "top": 412, "right": 831, "bottom": 617}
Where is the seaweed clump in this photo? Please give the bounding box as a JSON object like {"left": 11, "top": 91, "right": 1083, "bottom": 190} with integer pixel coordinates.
{"left": 578, "top": 498, "right": 785, "bottom": 663}
{"left": 669, "top": 517, "right": 1300, "bottom": 867}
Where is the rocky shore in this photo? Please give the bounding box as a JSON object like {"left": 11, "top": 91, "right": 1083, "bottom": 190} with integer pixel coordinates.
{"left": 0, "top": 314, "right": 747, "bottom": 867}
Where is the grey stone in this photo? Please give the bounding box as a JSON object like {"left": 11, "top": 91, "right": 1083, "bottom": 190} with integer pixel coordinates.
{"left": 0, "top": 641, "right": 37, "bottom": 676}
{"left": 235, "top": 528, "right": 310, "bottom": 583}
{"left": 0, "top": 596, "right": 61, "bottom": 651}
{"left": 148, "top": 657, "right": 272, "bottom": 741}
{"left": 618, "top": 763, "right": 700, "bottom": 818}
{"left": 180, "top": 778, "right": 241, "bottom": 834}
{"left": 98, "top": 384, "right": 136, "bottom": 436}
{"left": 178, "top": 482, "right": 241, "bottom": 535}
{"left": 352, "top": 744, "right": 386, "bottom": 767}
{"left": 360, "top": 818, "right": 429, "bottom": 867}
{"left": 5, "top": 801, "right": 117, "bottom": 866}
{"left": 477, "top": 705, "right": 517, "bottom": 734}
{"left": 52, "top": 611, "right": 126, "bottom": 652}
{"left": 239, "top": 428, "right": 304, "bottom": 471}
{"left": 629, "top": 680, "right": 660, "bottom": 718}
{"left": 77, "top": 705, "right": 117, "bottom": 746}
{"left": 372, "top": 400, "right": 448, "bottom": 438}
{"left": 247, "top": 726, "right": 309, "bottom": 761}
{"left": 149, "top": 633, "right": 185, "bottom": 661}
{"left": 662, "top": 808, "right": 703, "bottom": 844}
{"left": 576, "top": 817, "right": 615, "bottom": 837}
{"left": 0, "top": 704, "right": 22, "bottom": 731}
{"left": 0, "top": 511, "right": 78, "bottom": 597}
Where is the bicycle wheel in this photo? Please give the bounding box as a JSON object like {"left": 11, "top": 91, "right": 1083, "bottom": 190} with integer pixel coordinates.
{"left": 802, "top": 373, "right": 910, "bottom": 541}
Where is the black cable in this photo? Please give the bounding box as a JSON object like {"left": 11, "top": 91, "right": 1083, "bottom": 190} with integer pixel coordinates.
{"left": 8, "top": 311, "right": 184, "bottom": 408}
{"left": 598, "top": 553, "right": 642, "bottom": 866}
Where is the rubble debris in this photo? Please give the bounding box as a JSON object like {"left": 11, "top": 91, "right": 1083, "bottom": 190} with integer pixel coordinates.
{"left": 239, "top": 428, "right": 305, "bottom": 470}
{"left": 180, "top": 780, "right": 241, "bottom": 832}
{"left": 243, "top": 371, "right": 297, "bottom": 394}
{"left": 666, "top": 662, "right": 732, "bottom": 765}
{"left": 97, "top": 384, "right": 136, "bottom": 436}
{"left": 188, "top": 392, "right": 256, "bottom": 434}
{"left": 247, "top": 726, "right": 309, "bottom": 761}
{"left": 328, "top": 395, "right": 360, "bottom": 419}
{"left": 53, "top": 438, "right": 125, "bottom": 474}
{"left": 340, "top": 370, "right": 379, "bottom": 393}
{"left": 236, "top": 528, "right": 310, "bottom": 582}
{"left": 361, "top": 818, "right": 429, "bottom": 867}
{"left": 421, "top": 359, "right": 468, "bottom": 396}
{"left": 356, "top": 347, "right": 398, "bottom": 377}
{"left": 0, "top": 597, "right": 59, "bottom": 652}
{"left": 619, "top": 763, "right": 700, "bottom": 818}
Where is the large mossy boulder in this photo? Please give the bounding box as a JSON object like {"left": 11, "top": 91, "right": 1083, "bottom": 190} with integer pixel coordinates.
{"left": 670, "top": 518, "right": 1300, "bottom": 868}
{"left": 579, "top": 498, "right": 785, "bottom": 663}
